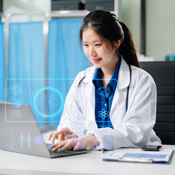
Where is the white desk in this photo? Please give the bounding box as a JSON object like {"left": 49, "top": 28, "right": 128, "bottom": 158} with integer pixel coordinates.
{"left": 0, "top": 145, "right": 175, "bottom": 175}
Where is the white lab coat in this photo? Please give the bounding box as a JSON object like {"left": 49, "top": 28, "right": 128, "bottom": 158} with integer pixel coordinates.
{"left": 57, "top": 58, "right": 161, "bottom": 150}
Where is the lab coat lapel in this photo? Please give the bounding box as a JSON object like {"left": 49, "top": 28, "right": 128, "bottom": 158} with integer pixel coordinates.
{"left": 82, "top": 67, "right": 96, "bottom": 111}
{"left": 110, "top": 58, "right": 130, "bottom": 116}
{"left": 83, "top": 81, "right": 95, "bottom": 109}
{"left": 118, "top": 58, "right": 130, "bottom": 90}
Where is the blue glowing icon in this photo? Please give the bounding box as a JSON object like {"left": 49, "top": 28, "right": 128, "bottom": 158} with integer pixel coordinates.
{"left": 33, "top": 87, "right": 64, "bottom": 118}
{"left": 9, "top": 84, "right": 22, "bottom": 96}
{"left": 97, "top": 87, "right": 111, "bottom": 98}
{"left": 5, "top": 127, "right": 13, "bottom": 135}
{"left": 34, "top": 135, "right": 43, "bottom": 145}
{"left": 19, "top": 133, "right": 25, "bottom": 148}
{"left": 11, "top": 110, "right": 21, "bottom": 117}
{"left": 5, "top": 128, "right": 14, "bottom": 150}
{"left": 12, "top": 98, "right": 22, "bottom": 108}
{"left": 98, "top": 109, "right": 108, "bottom": 120}
{"left": 103, "top": 136, "right": 112, "bottom": 142}
{"left": 26, "top": 133, "right": 31, "bottom": 148}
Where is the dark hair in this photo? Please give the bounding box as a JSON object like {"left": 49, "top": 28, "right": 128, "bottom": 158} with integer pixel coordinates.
{"left": 80, "top": 10, "right": 140, "bottom": 68}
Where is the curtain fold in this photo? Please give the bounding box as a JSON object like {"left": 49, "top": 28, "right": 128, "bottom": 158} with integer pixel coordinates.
{"left": 47, "top": 19, "right": 90, "bottom": 126}
{"left": 7, "top": 19, "right": 90, "bottom": 127}
{"left": 8, "top": 21, "right": 45, "bottom": 125}
{"left": 0, "top": 22, "right": 5, "bottom": 101}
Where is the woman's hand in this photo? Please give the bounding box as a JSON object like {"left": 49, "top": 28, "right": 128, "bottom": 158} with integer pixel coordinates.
{"left": 50, "top": 135, "right": 78, "bottom": 152}
{"left": 50, "top": 135, "right": 100, "bottom": 152}
{"left": 48, "top": 127, "right": 75, "bottom": 145}
{"left": 74, "top": 135, "right": 100, "bottom": 151}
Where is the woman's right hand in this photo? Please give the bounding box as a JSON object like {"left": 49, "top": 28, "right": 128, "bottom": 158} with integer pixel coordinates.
{"left": 48, "top": 127, "right": 75, "bottom": 145}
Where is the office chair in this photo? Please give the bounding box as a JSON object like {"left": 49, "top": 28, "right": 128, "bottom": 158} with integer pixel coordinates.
{"left": 140, "top": 61, "right": 175, "bottom": 144}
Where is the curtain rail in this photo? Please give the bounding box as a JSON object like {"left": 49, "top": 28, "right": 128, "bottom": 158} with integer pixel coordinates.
{"left": 1, "top": 10, "right": 89, "bottom": 22}
{"left": 6, "top": 12, "right": 45, "bottom": 20}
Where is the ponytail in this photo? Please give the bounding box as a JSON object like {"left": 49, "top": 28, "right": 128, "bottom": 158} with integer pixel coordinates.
{"left": 119, "top": 22, "right": 141, "bottom": 68}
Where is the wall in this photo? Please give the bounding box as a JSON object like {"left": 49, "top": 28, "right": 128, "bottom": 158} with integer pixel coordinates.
{"left": 146, "top": 0, "right": 175, "bottom": 61}
{"left": 118, "top": 0, "right": 141, "bottom": 54}
{"left": 3, "top": 0, "right": 50, "bottom": 22}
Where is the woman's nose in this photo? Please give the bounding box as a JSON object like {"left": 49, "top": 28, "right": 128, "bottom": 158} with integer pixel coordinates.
{"left": 89, "top": 47, "right": 96, "bottom": 57}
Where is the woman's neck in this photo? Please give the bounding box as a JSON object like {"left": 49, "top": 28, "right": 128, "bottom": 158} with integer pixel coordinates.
{"left": 101, "top": 56, "right": 120, "bottom": 79}
{"left": 101, "top": 55, "right": 120, "bottom": 87}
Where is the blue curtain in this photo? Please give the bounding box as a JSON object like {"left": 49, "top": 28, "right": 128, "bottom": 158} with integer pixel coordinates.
{"left": 8, "top": 21, "right": 45, "bottom": 125}
{"left": 0, "top": 22, "right": 5, "bottom": 101}
{"left": 47, "top": 19, "right": 90, "bottom": 126}
{"left": 7, "top": 19, "right": 90, "bottom": 127}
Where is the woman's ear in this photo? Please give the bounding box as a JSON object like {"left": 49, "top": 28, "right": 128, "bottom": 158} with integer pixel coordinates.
{"left": 115, "top": 40, "right": 121, "bottom": 49}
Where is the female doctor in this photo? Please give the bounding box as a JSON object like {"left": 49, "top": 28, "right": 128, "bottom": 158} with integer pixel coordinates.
{"left": 49, "top": 10, "right": 161, "bottom": 151}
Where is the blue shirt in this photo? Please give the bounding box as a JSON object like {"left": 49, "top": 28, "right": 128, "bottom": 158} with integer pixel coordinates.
{"left": 92, "top": 57, "right": 121, "bottom": 128}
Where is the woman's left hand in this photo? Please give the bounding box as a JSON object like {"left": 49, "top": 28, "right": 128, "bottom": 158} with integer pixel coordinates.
{"left": 73, "top": 135, "right": 100, "bottom": 151}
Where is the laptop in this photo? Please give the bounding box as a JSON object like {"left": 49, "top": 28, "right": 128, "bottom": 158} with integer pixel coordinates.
{"left": 0, "top": 102, "right": 88, "bottom": 158}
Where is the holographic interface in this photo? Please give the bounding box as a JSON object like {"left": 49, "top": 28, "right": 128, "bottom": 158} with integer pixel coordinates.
{"left": 0, "top": 78, "right": 118, "bottom": 154}
{"left": 5, "top": 79, "right": 74, "bottom": 122}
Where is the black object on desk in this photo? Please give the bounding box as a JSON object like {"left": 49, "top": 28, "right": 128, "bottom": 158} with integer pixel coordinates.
{"left": 141, "top": 145, "right": 162, "bottom": 151}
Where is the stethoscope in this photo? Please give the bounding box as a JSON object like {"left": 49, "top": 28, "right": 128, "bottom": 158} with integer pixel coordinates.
{"left": 70, "top": 63, "right": 132, "bottom": 115}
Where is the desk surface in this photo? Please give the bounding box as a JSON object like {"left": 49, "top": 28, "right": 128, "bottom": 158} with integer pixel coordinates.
{"left": 0, "top": 145, "right": 175, "bottom": 175}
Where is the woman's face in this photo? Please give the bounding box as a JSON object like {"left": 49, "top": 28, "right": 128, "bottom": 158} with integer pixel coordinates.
{"left": 82, "top": 27, "right": 119, "bottom": 70}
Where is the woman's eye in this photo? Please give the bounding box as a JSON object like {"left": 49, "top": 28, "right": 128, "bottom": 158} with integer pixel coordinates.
{"left": 95, "top": 44, "right": 101, "bottom": 46}
{"left": 84, "top": 44, "right": 88, "bottom": 47}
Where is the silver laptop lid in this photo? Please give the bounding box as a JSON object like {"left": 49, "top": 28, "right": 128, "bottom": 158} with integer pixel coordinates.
{"left": 0, "top": 102, "right": 51, "bottom": 158}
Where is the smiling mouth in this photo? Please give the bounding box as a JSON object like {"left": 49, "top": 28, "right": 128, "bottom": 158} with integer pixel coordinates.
{"left": 92, "top": 58, "right": 102, "bottom": 63}
{"left": 92, "top": 58, "right": 101, "bottom": 61}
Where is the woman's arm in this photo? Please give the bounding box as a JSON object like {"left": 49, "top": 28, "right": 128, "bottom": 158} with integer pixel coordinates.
{"left": 86, "top": 80, "right": 161, "bottom": 150}
{"left": 48, "top": 72, "right": 87, "bottom": 150}
{"left": 57, "top": 72, "right": 86, "bottom": 138}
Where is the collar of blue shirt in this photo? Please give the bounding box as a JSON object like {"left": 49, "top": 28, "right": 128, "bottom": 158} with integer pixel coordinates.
{"left": 92, "top": 56, "right": 122, "bottom": 96}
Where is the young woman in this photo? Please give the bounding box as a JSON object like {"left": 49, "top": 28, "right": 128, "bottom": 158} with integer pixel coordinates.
{"left": 49, "top": 10, "right": 161, "bottom": 151}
